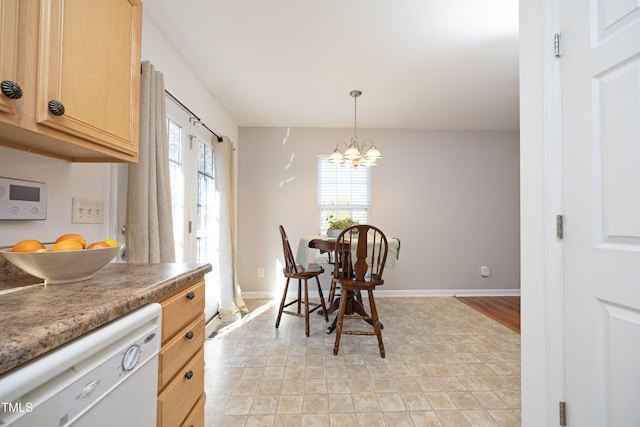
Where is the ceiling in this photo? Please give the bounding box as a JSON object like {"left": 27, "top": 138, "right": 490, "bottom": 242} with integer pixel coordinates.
{"left": 143, "top": 0, "right": 520, "bottom": 132}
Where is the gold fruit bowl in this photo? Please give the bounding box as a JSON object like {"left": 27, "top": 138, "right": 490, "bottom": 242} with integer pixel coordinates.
{"left": 1, "top": 245, "right": 121, "bottom": 284}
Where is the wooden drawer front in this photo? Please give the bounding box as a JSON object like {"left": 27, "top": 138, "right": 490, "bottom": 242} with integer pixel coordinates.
{"left": 159, "top": 314, "right": 205, "bottom": 389}
{"left": 180, "top": 394, "right": 205, "bottom": 427}
{"left": 161, "top": 280, "right": 205, "bottom": 341}
{"left": 158, "top": 349, "right": 204, "bottom": 427}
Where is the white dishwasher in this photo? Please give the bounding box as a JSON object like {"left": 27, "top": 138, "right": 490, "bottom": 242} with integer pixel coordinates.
{"left": 0, "top": 303, "right": 162, "bottom": 427}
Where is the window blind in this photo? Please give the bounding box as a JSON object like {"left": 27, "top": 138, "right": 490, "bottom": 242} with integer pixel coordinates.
{"left": 317, "top": 156, "right": 371, "bottom": 233}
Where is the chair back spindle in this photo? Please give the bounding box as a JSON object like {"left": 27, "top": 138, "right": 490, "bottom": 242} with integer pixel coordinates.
{"left": 279, "top": 225, "right": 299, "bottom": 274}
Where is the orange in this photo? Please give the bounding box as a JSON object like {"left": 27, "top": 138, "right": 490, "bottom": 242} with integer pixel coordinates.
{"left": 86, "top": 241, "right": 110, "bottom": 249}
{"left": 12, "top": 239, "right": 46, "bottom": 252}
{"left": 103, "top": 239, "right": 119, "bottom": 247}
{"left": 56, "top": 233, "right": 86, "bottom": 248}
{"left": 51, "top": 240, "right": 84, "bottom": 251}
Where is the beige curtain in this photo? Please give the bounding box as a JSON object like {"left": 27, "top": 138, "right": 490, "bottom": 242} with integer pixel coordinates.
{"left": 126, "top": 61, "right": 175, "bottom": 263}
{"left": 215, "top": 136, "right": 247, "bottom": 322}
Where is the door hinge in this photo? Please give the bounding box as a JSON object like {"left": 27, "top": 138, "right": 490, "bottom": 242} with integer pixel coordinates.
{"left": 559, "top": 401, "right": 567, "bottom": 426}
{"left": 188, "top": 220, "right": 192, "bottom": 233}
{"left": 554, "top": 33, "right": 562, "bottom": 58}
{"left": 556, "top": 215, "right": 564, "bottom": 240}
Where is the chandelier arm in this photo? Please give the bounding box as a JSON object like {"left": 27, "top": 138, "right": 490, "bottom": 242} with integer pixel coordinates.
{"left": 334, "top": 141, "right": 349, "bottom": 151}
{"left": 360, "top": 138, "right": 375, "bottom": 151}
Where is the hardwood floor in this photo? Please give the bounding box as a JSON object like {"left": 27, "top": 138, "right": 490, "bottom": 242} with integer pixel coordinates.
{"left": 454, "top": 296, "right": 521, "bottom": 334}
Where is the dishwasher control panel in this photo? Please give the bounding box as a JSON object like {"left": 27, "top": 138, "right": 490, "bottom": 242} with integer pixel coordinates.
{"left": 58, "top": 331, "right": 159, "bottom": 424}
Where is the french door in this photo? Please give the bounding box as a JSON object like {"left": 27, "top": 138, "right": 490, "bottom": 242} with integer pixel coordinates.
{"left": 166, "top": 100, "right": 218, "bottom": 266}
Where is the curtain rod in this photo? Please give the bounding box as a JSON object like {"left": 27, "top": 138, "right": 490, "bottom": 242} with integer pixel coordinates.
{"left": 165, "top": 90, "right": 223, "bottom": 142}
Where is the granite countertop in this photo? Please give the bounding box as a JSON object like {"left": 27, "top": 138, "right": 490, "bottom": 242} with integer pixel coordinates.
{"left": 0, "top": 262, "right": 211, "bottom": 376}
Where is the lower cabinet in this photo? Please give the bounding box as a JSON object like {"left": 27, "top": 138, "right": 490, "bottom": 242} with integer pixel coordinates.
{"left": 156, "top": 279, "right": 206, "bottom": 427}
{"left": 181, "top": 395, "right": 206, "bottom": 427}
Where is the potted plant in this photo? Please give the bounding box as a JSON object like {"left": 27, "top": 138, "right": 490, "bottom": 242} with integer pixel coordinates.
{"left": 326, "top": 215, "right": 358, "bottom": 237}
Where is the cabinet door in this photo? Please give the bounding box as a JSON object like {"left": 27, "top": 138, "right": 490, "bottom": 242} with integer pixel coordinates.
{"left": 37, "top": 0, "right": 141, "bottom": 157}
{"left": 0, "top": 0, "right": 19, "bottom": 115}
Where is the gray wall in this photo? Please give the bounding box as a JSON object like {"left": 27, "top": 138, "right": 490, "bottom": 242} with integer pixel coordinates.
{"left": 237, "top": 127, "right": 520, "bottom": 297}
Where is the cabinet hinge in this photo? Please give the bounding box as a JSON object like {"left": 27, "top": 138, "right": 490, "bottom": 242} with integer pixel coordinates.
{"left": 556, "top": 215, "right": 564, "bottom": 240}
{"left": 559, "top": 401, "right": 567, "bottom": 426}
{"left": 554, "top": 33, "right": 562, "bottom": 58}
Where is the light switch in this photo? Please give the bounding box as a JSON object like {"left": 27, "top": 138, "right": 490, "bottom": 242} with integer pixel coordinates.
{"left": 72, "top": 197, "right": 104, "bottom": 224}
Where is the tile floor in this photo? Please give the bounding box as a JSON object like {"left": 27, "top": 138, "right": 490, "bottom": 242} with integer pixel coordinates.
{"left": 204, "top": 297, "right": 521, "bottom": 426}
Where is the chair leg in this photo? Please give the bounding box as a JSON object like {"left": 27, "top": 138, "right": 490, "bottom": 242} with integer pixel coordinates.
{"left": 328, "top": 279, "right": 337, "bottom": 305}
{"left": 304, "top": 278, "right": 310, "bottom": 337}
{"left": 368, "top": 289, "right": 385, "bottom": 358}
{"left": 275, "top": 277, "right": 291, "bottom": 329}
{"left": 355, "top": 290, "right": 363, "bottom": 305}
{"left": 316, "top": 276, "right": 329, "bottom": 322}
{"left": 297, "top": 279, "right": 302, "bottom": 314}
{"left": 333, "top": 288, "right": 349, "bottom": 355}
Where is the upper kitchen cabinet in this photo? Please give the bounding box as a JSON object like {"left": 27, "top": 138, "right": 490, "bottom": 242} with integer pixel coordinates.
{"left": 0, "top": 0, "right": 19, "bottom": 115}
{"left": 0, "top": 0, "right": 142, "bottom": 162}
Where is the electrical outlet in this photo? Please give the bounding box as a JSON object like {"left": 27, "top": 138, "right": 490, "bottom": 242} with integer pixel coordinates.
{"left": 257, "top": 268, "right": 265, "bottom": 278}
{"left": 72, "top": 197, "right": 104, "bottom": 224}
{"left": 480, "top": 266, "right": 491, "bottom": 277}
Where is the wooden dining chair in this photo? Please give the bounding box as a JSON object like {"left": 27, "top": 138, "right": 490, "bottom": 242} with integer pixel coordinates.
{"left": 275, "top": 225, "right": 329, "bottom": 336}
{"left": 332, "top": 224, "right": 388, "bottom": 357}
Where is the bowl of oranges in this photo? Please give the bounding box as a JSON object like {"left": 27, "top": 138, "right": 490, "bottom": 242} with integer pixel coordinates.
{"left": 1, "top": 234, "right": 121, "bottom": 284}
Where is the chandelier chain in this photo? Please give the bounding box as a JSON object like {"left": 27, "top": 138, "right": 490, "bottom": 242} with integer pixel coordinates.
{"left": 354, "top": 93, "right": 358, "bottom": 139}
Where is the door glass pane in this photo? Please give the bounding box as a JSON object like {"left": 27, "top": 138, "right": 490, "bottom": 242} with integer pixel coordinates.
{"left": 196, "top": 140, "right": 216, "bottom": 264}
{"left": 167, "top": 118, "right": 185, "bottom": 262}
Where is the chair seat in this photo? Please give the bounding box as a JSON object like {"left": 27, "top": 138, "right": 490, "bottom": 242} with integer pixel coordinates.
{"left": 335, "top": 277, "right": 383, "bottom": 289}
{"left": 284, "top": 263, "right": 324, "bottom": 278}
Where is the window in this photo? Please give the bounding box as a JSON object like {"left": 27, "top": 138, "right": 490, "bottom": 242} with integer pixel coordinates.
{"left": 317, "top": 156, "right": 371, "bottom": 233}
{"left": 166, "top": 99, "right": 218, "bottom": 265}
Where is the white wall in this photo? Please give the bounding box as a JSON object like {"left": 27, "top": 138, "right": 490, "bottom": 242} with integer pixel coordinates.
{"left": 0, "top": 148, "right": 114, "bottom": 248}
{"left": 237, "top": 127, "right": 520, "bottom": 297}
{"left": 141, "top": 15, "right": 238, "bottom": 143}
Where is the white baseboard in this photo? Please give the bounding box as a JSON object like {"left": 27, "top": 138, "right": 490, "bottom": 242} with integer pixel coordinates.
{"left": 240, "top": 288, "right": 521, "bottom": 299}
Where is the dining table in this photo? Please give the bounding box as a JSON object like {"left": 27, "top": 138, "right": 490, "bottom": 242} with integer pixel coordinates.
{"left": 296, "top": 235, "right": 400, "bottom": 333}
{"left": 296, "top": 235, "right": 400, "bottom": 270}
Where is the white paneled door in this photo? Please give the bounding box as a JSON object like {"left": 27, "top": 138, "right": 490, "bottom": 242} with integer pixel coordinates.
{"left": 561, "top": 0, "right": 640, "bottom": 425}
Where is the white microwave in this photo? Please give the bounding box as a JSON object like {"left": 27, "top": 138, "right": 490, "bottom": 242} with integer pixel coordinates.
{"left": 0, "top": 177, "right": 47, "bottom": 220}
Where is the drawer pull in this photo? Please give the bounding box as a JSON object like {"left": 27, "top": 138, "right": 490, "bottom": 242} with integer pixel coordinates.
{"left": 48, "top": 99, "right": 66, "bottom": 116}
{"left": 185, "top": 330, "right": 195, "bottom": 340}
{"left": 1, "top": 80, "right": 22, "bottom": 99}
{"left": 184, "top": 370, "right": 194, "bottom": 380}
{"left": 186, "top": 291, "right": 195, "bottom": 300}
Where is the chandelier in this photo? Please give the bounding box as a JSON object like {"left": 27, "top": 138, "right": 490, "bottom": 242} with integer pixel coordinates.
{"left": 328, "top": 90, "right": 382, "bottom": 167}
